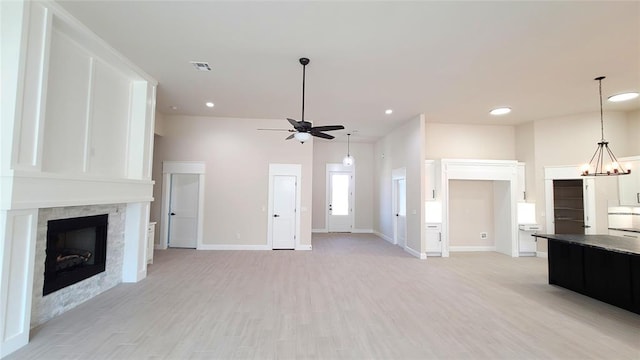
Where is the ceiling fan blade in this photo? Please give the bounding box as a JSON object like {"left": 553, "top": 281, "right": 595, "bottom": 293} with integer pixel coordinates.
{"left": 287, "top": 118, "right": 301, "bottom": 129}
{"left": 311, "top": 125, "right": 345, "bottom": 132}
{"left": 311, "top": 131, "right": 334, "bottom": 140}
{"left": 285, "top": 133, "right": 295, "bottom": 140}
{"left": 257, "top": 128, "right": 292, "bottom": 132}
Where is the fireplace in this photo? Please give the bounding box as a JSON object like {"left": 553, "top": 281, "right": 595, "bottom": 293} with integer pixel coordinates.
{"left": 43, "top": 214, "right": 108, "bottom": 295}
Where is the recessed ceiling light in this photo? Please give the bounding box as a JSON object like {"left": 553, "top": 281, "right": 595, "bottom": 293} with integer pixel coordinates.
{"left": 170, "top": 106, "right": 178, "bottom": 110}
{"left": 385, "top": 109, "right": 393, "bottom": 115}
{"left": 490, "top": 107, "right": 511, "bottom": 115}
{"left": 608, "top": 92, "right": 639, "bottom": 102}
{"left": 205, "top": 102, "right": 215, "bottom": 108}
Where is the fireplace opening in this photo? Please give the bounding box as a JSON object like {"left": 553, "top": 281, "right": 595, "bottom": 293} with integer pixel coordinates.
{"left": 43, "top": 214, "right": 108, "bottom": 295}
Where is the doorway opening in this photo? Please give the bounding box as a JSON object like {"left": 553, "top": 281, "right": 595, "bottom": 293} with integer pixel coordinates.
{"left": 268, "top": 164, "right": 302, "bottom": 250}
{"left": 326, "top": 164, "right": 354, "bottom": 232}
{"left": 392, "top": 168, "right": 407, "bottom": 248}
{"left": 553, "top": 179, "right": 585, "bottom": 234}
{"left": 160, "top": 161, "right": 205, "bottom": 250}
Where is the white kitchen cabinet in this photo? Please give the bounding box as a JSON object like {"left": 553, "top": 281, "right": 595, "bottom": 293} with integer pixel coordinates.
{"left": 608, "top": 229, "right": 639, "bottom": 239}
{"left": 147, "top": 222, "right": 156, "bottom": 264}
{"left": 618, "top": 157, "right": 640, "bottom": 206}
{"left": 518, "top": 224, "right": 540, "bottom": 256}
{"left": 517, "top": 162, "right": 526, "bottom": 202}
{"left": 425, "top": 223, "right": 442, "bottom": 256}
{"left": 425, "top": 160, "right": 438, "bottom": 200}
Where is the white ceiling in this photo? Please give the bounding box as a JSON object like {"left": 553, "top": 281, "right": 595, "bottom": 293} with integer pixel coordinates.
{"left": 57, "top": 1, "right": 640, "bottom": 142}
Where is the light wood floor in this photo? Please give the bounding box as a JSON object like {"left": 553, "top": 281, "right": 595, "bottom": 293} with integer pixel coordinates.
{"left": 7, "top": 233, "right": 640, "bottom": 359}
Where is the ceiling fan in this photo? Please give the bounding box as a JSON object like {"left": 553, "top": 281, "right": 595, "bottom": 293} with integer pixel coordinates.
{"left": 258, "top": 57, "right": 344, "bottom": 143}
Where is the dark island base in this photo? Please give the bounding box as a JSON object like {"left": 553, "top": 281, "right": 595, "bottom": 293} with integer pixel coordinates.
{"left": 537, "top": 235, "right": 640, "bottom": 315}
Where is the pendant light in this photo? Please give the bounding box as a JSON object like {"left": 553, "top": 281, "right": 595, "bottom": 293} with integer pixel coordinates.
{"left": 580, "top": 76, "right": 631, "bottom": 176}
{"left": 342, "top": 133, "right": 354, "bottom": 166}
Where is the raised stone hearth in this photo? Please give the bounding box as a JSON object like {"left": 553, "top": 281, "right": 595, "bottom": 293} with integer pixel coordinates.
{"left": 31, "top": 204, "right": 126, "bottom": 328}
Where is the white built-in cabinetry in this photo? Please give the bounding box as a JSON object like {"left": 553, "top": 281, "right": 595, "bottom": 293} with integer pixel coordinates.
{"left": 618, "top": 156, "right": 640, "bottom": 206}
{"left": 425, "top": 160, "right": 438, "bottom": 200}
{"left": 609, "top": 229, "right": 639, "bottom": 239}
{"left": 147, "top": 222, "right": 156, "bottom": 264}
{"left": 517, "top": 162, "right": 526, "bottom": 202}
{"left": 425, "top": 223, "right": 442, "bottom": 256}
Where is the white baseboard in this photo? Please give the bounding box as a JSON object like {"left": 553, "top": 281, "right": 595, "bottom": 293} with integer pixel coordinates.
{"left": 536, "top": 251, "right": 548, "bottom": 258}
{"left": 197, "top": 244, "right": 270, "bottom": 250}
{"left": 312, "top": 228, "right": 373, "bottom": 234}
{"left": 352, "top": 228, "right": 374, "bottom": 233}
{"left": 374, "top": 231, "right": 394, "bottom": 244}
{"left": 449, "top": 246, "right": 496, "bottom": 252}
{"left": 404, "top": 246, "right": 426, "bottom": 259}
{"left": 154, "top": 244, "right": 167, "bottom": 250}
{"left": 296, "top": 244, "right": 312, "bottom": 251}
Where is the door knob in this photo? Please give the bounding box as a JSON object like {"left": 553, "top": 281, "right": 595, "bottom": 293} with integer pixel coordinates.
{"left": 396, "top": 213, "right": 399, "bottom": 217}
{"left": 170, "top": 212, "right": 176, "bottom": 216}
{"left": 273, "top": 214, "right": 280, "bottom": 217}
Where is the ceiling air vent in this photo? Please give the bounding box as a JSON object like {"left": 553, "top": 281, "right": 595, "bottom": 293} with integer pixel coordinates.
{"left": 190, "top": 61, "right": 211, "bottom": 71}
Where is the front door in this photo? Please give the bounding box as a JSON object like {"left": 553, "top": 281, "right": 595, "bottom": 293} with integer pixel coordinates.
{"left": 328, "top": 171, "right": 353, "bottom": 232}
{"left": 168, "top": 174, "right": 199, "bottom": 248}
{"left": 272, "top": 175, "right": 297, "bottom": 249}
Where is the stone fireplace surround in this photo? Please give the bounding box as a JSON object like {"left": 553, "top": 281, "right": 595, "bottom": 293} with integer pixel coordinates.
{"left": 31, "top": 204, "right": 126, "bottom": 328}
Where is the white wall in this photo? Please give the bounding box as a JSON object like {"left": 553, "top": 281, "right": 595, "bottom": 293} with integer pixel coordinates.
{"left": 532, "top": 111, "right": 628, "bottom": 229}
{"left": 626, "top": 110, "right": 640, "bottom": 156}
{"left": 448, "top": 180, "right": 494, "bottom": 247}
{"left": 151, "top": 115, "right": 314, "bottom": 247}
{"left": 374, "top": 115, "right": 425, "bottom": 256}
{"left": 515, "top": 121, "right": 536, "bottom": 201}
{"left": 426, "top": 123, "right": 516, "bottom": 160}
{"left": 312, "top": 140, "right": 374, "bottom": 232}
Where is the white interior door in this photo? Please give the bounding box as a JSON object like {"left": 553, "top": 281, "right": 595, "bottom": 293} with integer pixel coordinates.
{"left": 393, "top": 178, "right": 407, "bottom": 247}
{"left": 328, "top": 171, "right": 353, "bottom": 232}
{"left": 168, "top": 174, "right": 199, "bottom": 248}
{"left": 272, "top": 175, "right": 297, "bottom": 249}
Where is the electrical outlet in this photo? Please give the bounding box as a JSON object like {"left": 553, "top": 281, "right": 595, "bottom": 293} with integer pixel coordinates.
{"left": 480, "top": 232, "right": 488, "bottom": 239}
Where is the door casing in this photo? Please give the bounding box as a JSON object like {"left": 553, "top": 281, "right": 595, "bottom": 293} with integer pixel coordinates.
{"left": 160, "top": 161, "right": 205, "bottom": 250}
{"left": 268, "top": 164, "right": 302, "bottom": 250}
{"left": 326, "top": 163, "right": 354, "bottom": 232}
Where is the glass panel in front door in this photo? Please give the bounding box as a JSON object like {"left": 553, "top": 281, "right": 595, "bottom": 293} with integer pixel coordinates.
{"left": 331, "top": 174, "right": 350, "bottom": 215}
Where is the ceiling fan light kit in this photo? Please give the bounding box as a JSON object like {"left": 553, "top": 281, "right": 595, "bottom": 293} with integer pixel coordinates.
{"left": 581, "top": 76, "right": 631, "bottom": 177}
{"left": 256, "top": 57, "right": 345, "bottom": 143}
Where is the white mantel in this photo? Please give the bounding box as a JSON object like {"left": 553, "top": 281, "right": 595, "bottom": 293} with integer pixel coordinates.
{"left": 0, "top": 1, "right": 157, "bottom": 357}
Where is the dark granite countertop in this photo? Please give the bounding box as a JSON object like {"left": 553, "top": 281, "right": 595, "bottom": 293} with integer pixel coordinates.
{"left": 533, "top": 234, "right": 640, "bottom": 256}
{"left": 608, "top": 227, "right": 640, "bottom": 234}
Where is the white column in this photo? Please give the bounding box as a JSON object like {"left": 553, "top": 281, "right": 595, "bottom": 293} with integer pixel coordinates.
{"left": 122, "top": 202, "right": 149, "bottom": 282}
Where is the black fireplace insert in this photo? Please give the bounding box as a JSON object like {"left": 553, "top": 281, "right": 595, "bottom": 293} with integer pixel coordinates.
{"left": 43, "top": 214, "right": 108, "bottom": 295}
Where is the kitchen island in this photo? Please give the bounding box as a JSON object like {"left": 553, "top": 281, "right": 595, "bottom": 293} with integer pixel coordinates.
{"left": 533, "top": 234, "right": 640, "bottom": 315}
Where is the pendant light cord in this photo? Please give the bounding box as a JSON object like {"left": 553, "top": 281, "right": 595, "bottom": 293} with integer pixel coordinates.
{"left": 597, "top": 76, "right": 605, "bottom": 141}
{"left": 301, "top": 64, "right": 306, "bottom": 121}
{"left": 347, "top": 133, "right": 351, "bottom": 156}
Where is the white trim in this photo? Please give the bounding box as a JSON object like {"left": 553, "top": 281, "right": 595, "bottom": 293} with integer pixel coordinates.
{"left": 440, "top": 159, "right": 519, "bottom": 258}
{"left": 312, "top": 228, "right": 328, "bottom": 233}
{"left": 449, "top": 246, "right": 497, "bottom": 252}
{"left": 536, "top": 251, "right": 548, "bottom": 259}
{"left": 160, "top": 161, "right": 205, "bottom": 250}
{"left": 162, "top": 161, "right": 205, "bottom": 174}
{"left": 404, "top": 245, "right": 426, "bottom": 259}
{"left": 198, "top": 244, "right": 270, "bottom": 251}
{"left": 391, "top": 168, "right": 407, "bottom": 247}
{"left": 352, "top": 228, "right": 374, "bottom": 233}
{"left": 295, "top": 244, "right": 312, "bottom": 251}
{"left": 0, "top": 209, "right": 38, "bottom": 358}
{"left": 374, "top": 231, "right": 394, "bottom": 244}
{"left": 268, "top": 164, "right": 302, "bottom": 250}
{"left": 326, "top": 163, "right": 355, "bottom": 232}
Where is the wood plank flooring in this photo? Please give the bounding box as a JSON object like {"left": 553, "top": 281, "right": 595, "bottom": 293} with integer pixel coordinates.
{"left": 7, "top": 233, "right": 640, "bottom": 359}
